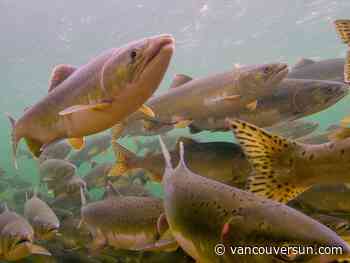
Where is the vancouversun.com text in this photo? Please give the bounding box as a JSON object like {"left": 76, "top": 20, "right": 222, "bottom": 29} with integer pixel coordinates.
{"left": 214, "top": 244, "right": 344, "bottom": 257}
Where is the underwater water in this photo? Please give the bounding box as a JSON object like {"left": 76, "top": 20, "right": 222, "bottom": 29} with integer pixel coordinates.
{"left": 2, "top": 0, "right": 350, "bottom": 262}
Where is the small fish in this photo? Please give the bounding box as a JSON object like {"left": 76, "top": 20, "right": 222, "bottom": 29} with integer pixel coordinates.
{"left": 68, "top": 133, "right": 112, "bottom": 167}
{"left": 132, "top": 134, "right": 180, "bottom": 155}
{"left": 115, "top": 62, "right": 289, "bottom": 137}
{"left": 39, "top": 159, "right": 76, "bottom": 185}
{"left": 84, "top": 162, "right": 114, "bottom": 189}
{"left": 6, "top": 34, "right": 175, "bottom": 169}
{"left": 38, "top": 140, "right": 72, "bottom": 164}
{"left": 80, "top": 192, "right": 178, "bottom": 253}
{"left": 24, "top": 193, "right": 60, "bottom": 241}
{"left": 230, "top": 119, "right": 350, "bottom": 203}
{"left": 0, "top": 207, "right": 51, "bottom": 261}
{"left": 159, "top": 137, "right": 350, "bottom": 263}
{"left": 109, "top": 137, "right": 250, "bottom": 187}
{"left": 266, "top": 120, "right": 319, "bottom": 140}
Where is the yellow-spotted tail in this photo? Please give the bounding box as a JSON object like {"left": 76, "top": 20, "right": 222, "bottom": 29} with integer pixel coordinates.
{"left": 335, "top": 20, "right": 350, "bottom": 45}
{"left": 5, "top": 113, "right": 19, "bottom": 170}
{"left": 229, "top": 119, "right": 308, "bottom": 203}
{"left": 109, "top": 141, "right": 140, "bottom": 177}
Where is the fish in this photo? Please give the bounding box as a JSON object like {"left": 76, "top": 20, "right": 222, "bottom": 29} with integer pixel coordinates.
{"left": 103, "top": 181, "right": 152, "bottom": 199}
{"left": 230, "top": 119, "right": 350, "bottom": 203}
{"left": 114, "top": 62, "right": 289, "bottom": 137}
{"left": 288, "top": 58, "right": 345, "bottom": 81}
{"left": 80, "top": 192, "right": 178, "bottom": 253}
{"left": 133, "top": 133, "right": 180, "bottom": 155}
{"left": 289, "top": 184, "right": 350, "bottom": 216}
{"left": 6, "top": 34, "right": 175, "bottom": 169}
{"left": 188, "top": 78, "right": 348, "bottom": 133}
{"left": 24, "top": 193, "right": 60, "bottom": 241}
{"left": 0, "top": 207, "right": 51, "bottom": 261}
{"left": 68, "top": 133, "right": 111, "bottom": 168}
{"left": 84, "top": 162, "right": 114, "bottom": 189}
{"left": 266, "top": 120, "right": 319, "bottom": 140}
{"left": 158, "top": 137, "right": 350, "bottom": 263}
{"left": 38, "top": 140, "right": 72, "bottom": 164}
{"left": 39, "top": 159, "right": 76, "bottom": 185}
{"left": 109, "top": 137, "right": 251, "bottom": 187}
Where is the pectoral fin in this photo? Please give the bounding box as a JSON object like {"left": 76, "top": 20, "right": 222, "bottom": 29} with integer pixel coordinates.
{"left": 138, "top": 104, "right": 155, "bottom": 118}
{"left": 245, "top": 100, "right": 258, "bottom": 111}
{"left": 157, "top": 213, "right": 169, "bottom": 236}
{"left": 174, "top": 120, "right": 193, "bottom": 129}
{"left": 59, "top": 103, "right": 111, "bottom": 116}
{"left": 169, "top": 74, "right": 193, "bottom": 89}
{"left": 68, "top": 137, "right": 85, "bottom": 150}
{"left": 24, "top": 137, "right": 43, "bottom": 158}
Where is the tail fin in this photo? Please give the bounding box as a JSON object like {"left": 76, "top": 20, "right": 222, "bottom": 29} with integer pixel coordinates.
{"left": 334, "top": 20, "right": 350, "bottom": 45}
{"left": 5, "top": 113, "right": 19, "bottom": 170}
{"left": 108, "top": 141, "right": 139, "bottom": 177}
{"left": 229, "top": 119, "right": 308, "bottom": 203}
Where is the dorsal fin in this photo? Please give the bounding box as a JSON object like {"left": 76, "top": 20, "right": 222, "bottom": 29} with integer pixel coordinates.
{"left": 169, "top": 74, "right": 192, "bottom": 89}
{"left": 48, "top": 64, "right": 77, "bottom": 92}
{"left": 229, "top": 119, "right": 308, "bottom": 203}
{"left": 159, "top": 135, "right": 173, "bottom": 172}
{"left": 293, "top": 58, "right": 315, "bottom": 70}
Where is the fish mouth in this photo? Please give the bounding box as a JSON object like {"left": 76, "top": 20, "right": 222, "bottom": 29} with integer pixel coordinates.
{"left": 143, "top": 34, "right": 175, "bottom": 68}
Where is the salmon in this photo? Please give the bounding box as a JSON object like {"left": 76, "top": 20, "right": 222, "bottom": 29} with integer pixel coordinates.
{"left": 158, "top": 137, "right": 350, "bottom": 263}
{"left": 115, "top": 62, "right": 289, "bottom": 137}
{"left": 80, "top": 191, "right": 177, "bottom": 253}
{"left": 0, "top": 207, "right": 50, "bottom": 261}
{"left": 7, "top": 34, "right": 175, "bottom": 169}
{"left": 24, "top": 193, "right": 60, "bottom": 241}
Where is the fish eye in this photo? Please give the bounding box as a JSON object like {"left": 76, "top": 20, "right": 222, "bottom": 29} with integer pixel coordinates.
{"left": 326, "top": 87, "right": 334, "bottom": 93}
{"left": 130, "top": 50, "right": 137, "bottom": 61}
{"left": 263, "top": 66, "right": 271, "bottom": 74}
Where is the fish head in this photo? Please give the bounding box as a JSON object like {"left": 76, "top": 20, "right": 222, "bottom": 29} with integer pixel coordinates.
{"left": 0, "top": 219, "right": 49, "bottom": 261}
{"left": 39, "top": 159, "right": 76, "bottom": 183}
{"left": 237, "top": 63, "right": 288, "bottom": 96}
{"left": 101, "top": 34, "right": 175, "bottom": 96}
{"left": 291, "top": 80, "right": 348, "bottom": 117}
{"left": 224, "top": 201, "right": 350, "bottom": 262}
{"left": 34, "top": 221, "right": 60, "bottom": 241}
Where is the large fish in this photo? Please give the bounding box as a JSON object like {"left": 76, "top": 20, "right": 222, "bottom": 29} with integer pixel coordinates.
{"left": 230, "top": 119, "right": 350, "bottom": 203}
{"left": 288, "top": 58, "right": 344, "bottom": 81}
{"left": 110, "top": 137, "right": 250, "bottom": 187}
{"left": 6, "top": 34, "right": 175, "bottom": 168}
{"left": 68, "top": 133, "right": 111, "bottom": 167}
{"left": 80, "top": 193, "right": 178, "bottom": 252}
{"left": 188, "top": 79, "right": 348, "bottom": 133}
{"left": 0, "top": 207, "right": 50, "bottom": 261}
{"left": 114, "top": 62, "right": 289, "bottom": 137}
{"left": 159, "top": 138, "right": 350, "bottom": 263}
{"left": 24, "top": 193, "right": 60, "bottom": 241}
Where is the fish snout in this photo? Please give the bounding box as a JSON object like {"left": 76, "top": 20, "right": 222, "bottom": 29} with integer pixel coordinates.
{"left": 145, "top": 34, "right": 175, "bottom": 65}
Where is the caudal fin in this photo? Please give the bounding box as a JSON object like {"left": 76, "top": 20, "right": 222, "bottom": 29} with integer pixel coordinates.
{"left": 5, "top": 113, "right": 19, "bottom": 170}
{"left": 108, "top": 141, "right": 139, "bottom": 177}
{"left": 334, "top": 20, "right": 350, "bottom": 45}
{"left": 229, "top": 119, "right": 308, "bottom": 203}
